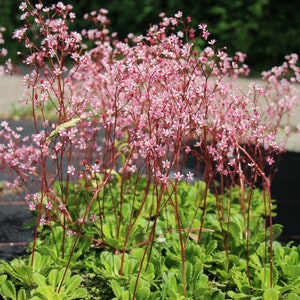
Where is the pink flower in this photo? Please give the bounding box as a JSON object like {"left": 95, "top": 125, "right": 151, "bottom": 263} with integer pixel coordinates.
{"left": 35, "top": 4, "right": 43, "bottom": 10}
{"left": 19, "top": 2, "right": 27, "bottom": 11}
{"left": 46, "top": 202, "right": 53, "bottom": 210}
{"left": 198, "top": 24, "right": 207, "bottom": 30}
{"left": 67, "top": 230, "right": 75, "bottom": 237}
{"left": 174, "top": 172, "right": 184, "bottom": 181}
{"left": 91, "top": 163, "right": 100, "bottom": 173}
{"left": 39, "top": 216, "right": 47, "bottom": 226}
{"left": 89, "top": 214, "right": 97, "bottom": 222}
{"left": 67, "top": 165, "right": 76, "bottom": 176}
{"left": 175, "top": 11, "right": 182, "bottom": 18}
{"left": 266, "top": 156, "right": 275, "bottom": 165}
{"left": 202, "top": 30, "right": 210, "bottom": 40}
{"left": 162, "top": 160, "right": 171, "bottom": 169}
{"left": 56, "top": 2, "right": 66, "bottom": 10}
{"left": 69, "top": 12, "right": 76, "bottom": 19}
{"left": 12, "top": 28, "right": 27, "bottom": 40}
{"left": 28, "top": 202, "right": 36, "bottom": 211}
{"left": 177, "top": 31, "right": 184, "bottom": 38}
{"left": 185, "top": 146, "right": 191, "bottom": 153}
{"left": 160, "top": 174, "right": 169, "bottom": 185}
{"left": 59, "top": 204, "right": 66, "bottom": 212}
{"left": 186, "top": 171, "right": 194, "bottom": 181}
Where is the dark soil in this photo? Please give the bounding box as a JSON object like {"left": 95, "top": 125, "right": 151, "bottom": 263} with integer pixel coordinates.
{"left": 0, "top": 186, "right": 33, "bottom": 261}
{"left": 271, "top": 151, "right": 300, "bottom": 244}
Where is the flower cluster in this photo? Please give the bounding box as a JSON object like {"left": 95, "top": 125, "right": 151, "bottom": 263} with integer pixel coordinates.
{"left": 68, "top": 12, "right": 299, "bottom": 184}
{"left": 0, "top": 121, "right": 40, "bottom": 190}
{"left": 15, "top": 1, "right": 80, "bottom": 65}
{"left": 1, "top": 2, "right": 299, "bottom": 232}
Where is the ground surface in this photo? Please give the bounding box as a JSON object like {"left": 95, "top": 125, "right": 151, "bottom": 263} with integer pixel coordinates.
{"left": 0, "top": 184, "right": 32, "bottom": 261}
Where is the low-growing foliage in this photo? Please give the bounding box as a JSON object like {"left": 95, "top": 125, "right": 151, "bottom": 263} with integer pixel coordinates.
{"left": 1, "top": 181, "right": 300, "bottom": 299}
{"left": 0, "top": 1, "right": 300, "bottom": 299}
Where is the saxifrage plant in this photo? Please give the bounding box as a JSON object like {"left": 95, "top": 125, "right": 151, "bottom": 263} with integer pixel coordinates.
{"left": 1, "top": 181, "right": 300, "bottom": 299}
{"left": 0, "top": 1, "right": 299, "bottom": 299}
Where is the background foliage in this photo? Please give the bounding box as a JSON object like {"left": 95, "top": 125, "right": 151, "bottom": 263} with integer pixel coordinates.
{"left": 1, "top": 0, "right": 300, "bottom": 74}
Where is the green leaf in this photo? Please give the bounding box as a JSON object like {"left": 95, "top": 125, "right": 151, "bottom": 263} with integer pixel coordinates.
{"left": 136, "top": 287, "right": 151, "bottom": 300}
{"left": 17, "top": 288, "right": 27, "bottom": 300}
{"left": 287, "top": 250, "right": 299, "bottom": 266}
{"left": 286, "top": 266, "right": 300, "bottom": 278}
{"left": 286, "top": 293, "right": 300, "bottom": 300}
{"left": 104, "top": 237, "right": 121, "bottom": 250}
{"left": 30, "top": 252, "right": 42, "bottom": 273}
{"left": 263, "top": 288, "right": 278, "bottom": 300}
{"left": 231, "top": 270, "right": 250, "bottom": 294}
{"left": 47, "top": 117, "right": 81, "bottom": 141}
{"left": 141, "top": 261, "right": 155, "bottom": 281}
{"left": 227, "top": 290, "right": 251, "bottom": 299}
{"left": 250, "top": 253, "right": 262, "bottom": 267}
{"left": 64, "top": 274, "right": 82, "bottom": 294}
{"left": 131, "top": 248, "right": 145, "bottom": 260}
{"left": 1, "top": 261, "right": 32, "bottom": 285}
{"left": 257, "top": 265, "right": 276, "bottom": 291}
{"left": 259, "top": 267, "right": 272, "bottom": 289}
{"left": 185, "top": 262, "right": 193, "bottom": 285}
{"left": 148, "top": 291, "right": 162, "bottom": 300}
{"left": 0, "top": 274, "right": 7, "bottom": 285}
{"left": 111, "top": 279, "right": 124, "bottom": 298}
{"left": 32, "top": 273, "right": 53, "bottom": 296}
{"left": 273, "top": 242, "right": 285, "bottom": 269}
{"left": 70, "top": 288, "right": 87, "bottom": 299}
{"left": 205, "top": 239, "right": 217, "bottom": 255}
{"left": 48, "top": 269, "right": 59, "bottom": 289}
{"left": 129, "top": 277, "right": 150, "bottom": 300}
{"left": 229, "top": 214, "right": 244, "bottom": 242}
{"left": 31, "top": 252, "right": 53, "bottom": 273}
{"left": 113, "top": 254, "right": 122, "bottom": 275}
{"left": 193, "top": 273, "right": 209, "bottom": 296}
{"left": 212, "top": 290, "right": 225, "bottom": 300}
{"left": 1, "top": 280, "right": 17, "bottom": 300}
{"left": 121, "top": 290, "right": 131, "bottom": 300}
{"left": 58, "top": 268, "right": 71, "bottom": 286}
{"left": 271, "top": 224, "right": 283, "bottom": 240}
{"left": 167, "top": 273, "right": 178, "bottom": 293}
{"left": 122, "top": 258, "right": 137, "bottom": 276}
{"left": 256, "top": 243, "right": 269, "bottom": 262}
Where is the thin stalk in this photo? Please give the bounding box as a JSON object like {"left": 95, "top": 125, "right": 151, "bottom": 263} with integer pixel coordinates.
{"left": 235, "top": 143, "right": 274, "bottom": 287}
{"left": 245, "top": 186, "right": 253, "bottom": 282}
{"left": 119, "top": 170, "right": 151, "bottom": 275}
{"left": 57, "top": 173, "right": 111, "bottom": 293}
{"left": 132, "top": 183, "right": 164, "bottom": 299}
{"left": 173, "top": 181, "right": 187, "bottom": 295}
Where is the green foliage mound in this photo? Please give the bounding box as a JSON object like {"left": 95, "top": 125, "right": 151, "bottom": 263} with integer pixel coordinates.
{"left": 1, "top": 179, "right": 300, "bottom": 299}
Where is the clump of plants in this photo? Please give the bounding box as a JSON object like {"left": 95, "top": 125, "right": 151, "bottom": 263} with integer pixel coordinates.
{"left": 0, "top": 1, "right": 300, "bottom": 299}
